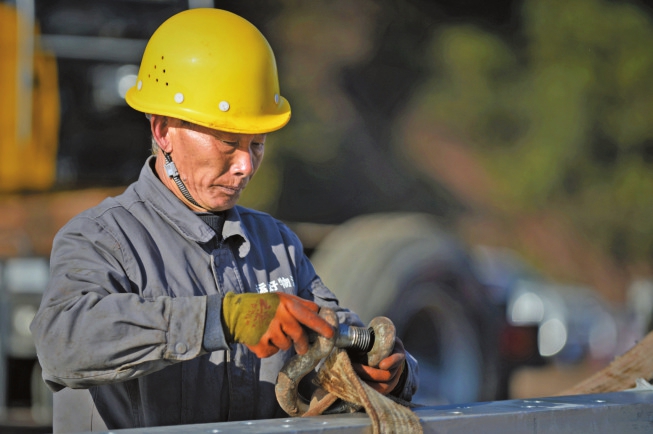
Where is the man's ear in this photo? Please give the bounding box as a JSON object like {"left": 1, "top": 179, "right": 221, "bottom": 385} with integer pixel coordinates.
{"left": 151, "top": 115, "right": 172, "bottom": 153}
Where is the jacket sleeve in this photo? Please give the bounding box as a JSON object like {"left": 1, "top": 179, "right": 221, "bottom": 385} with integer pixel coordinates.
{"left": 30, "top": 216, "right": 208, "bottom": 391}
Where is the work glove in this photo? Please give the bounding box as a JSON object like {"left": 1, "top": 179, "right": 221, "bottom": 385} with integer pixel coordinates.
{"left": 221, "top": 292, "right": 335, "bottom": 358}
{"left": 352, "top": 337, "right": 407, "bottom": 396}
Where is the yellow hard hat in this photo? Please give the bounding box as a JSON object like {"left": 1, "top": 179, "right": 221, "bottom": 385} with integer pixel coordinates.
{"left": 126, "top": 8, "right": 290, "bottom": 134}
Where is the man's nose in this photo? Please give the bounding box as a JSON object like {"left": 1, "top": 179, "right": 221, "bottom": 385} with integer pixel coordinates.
{"left": 231, "top": 147, "right": 255, "bottom": 176}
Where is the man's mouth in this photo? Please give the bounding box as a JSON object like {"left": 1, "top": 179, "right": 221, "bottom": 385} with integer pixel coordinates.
{"left": 218, "top": 184, "right": 244, "bottom": 194}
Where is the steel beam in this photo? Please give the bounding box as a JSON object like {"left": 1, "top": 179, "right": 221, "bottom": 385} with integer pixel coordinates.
{"left": 84, "top": 391, "right": 653, "bottom": 434}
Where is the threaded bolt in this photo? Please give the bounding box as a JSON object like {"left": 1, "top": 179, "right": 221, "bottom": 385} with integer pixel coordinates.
{"left": 335, "top": 324, "right": 374, "bottom": 353}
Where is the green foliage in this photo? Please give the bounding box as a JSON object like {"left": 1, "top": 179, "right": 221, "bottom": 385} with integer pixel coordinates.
{"left": 241, "top": 0, "right": 380, "bottom": 215}
{"left": 267, "top": 0, "right": 379, "bottom": 163}
{"left": 404, "top": 0, "right": 653, "bottom": 264}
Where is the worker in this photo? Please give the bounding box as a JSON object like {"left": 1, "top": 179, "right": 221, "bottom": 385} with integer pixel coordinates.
{"left": 30, "top": 8, "right": 418, "bottom": 433}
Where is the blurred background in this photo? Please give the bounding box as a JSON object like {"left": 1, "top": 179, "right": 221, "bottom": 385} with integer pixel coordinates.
{"left": 3, "top": 0, "right": 653, "bottom": 431}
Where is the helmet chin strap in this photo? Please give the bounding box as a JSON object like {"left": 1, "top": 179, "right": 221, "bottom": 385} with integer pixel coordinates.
{"left": 163, "top": 151, "right": 203, "bottom": 209}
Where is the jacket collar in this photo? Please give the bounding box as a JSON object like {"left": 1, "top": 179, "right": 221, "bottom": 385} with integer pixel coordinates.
{"left": 135, "top": 156, "right": 250, "bottom": 256}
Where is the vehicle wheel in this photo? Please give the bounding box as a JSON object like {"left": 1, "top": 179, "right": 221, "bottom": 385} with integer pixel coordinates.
{"left": 310, "top": 212, "right": 501, "bottom": 404}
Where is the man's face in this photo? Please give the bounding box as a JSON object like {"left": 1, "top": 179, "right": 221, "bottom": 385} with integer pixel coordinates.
{"left": 165, "top": 119, "right": 266, "bottom": 212}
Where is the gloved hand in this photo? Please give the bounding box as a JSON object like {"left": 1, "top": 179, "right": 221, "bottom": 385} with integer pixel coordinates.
{"left": 352, "top": 337, "right": 407, "bottom": 395}
{"left": 221, "top": 292, "right": 335, "bottom": 358}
